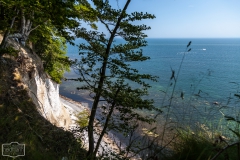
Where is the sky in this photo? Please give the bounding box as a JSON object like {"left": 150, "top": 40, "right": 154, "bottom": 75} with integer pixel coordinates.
{"left": 94, "top": 0, "right": 240, "bottom": 38}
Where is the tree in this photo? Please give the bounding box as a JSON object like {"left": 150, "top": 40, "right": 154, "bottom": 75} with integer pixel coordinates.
{"left": 73, "top": 0, "right": 159, "bottom": 159}
{"left": 31, "top": 23, "right": 71, "bottom": 83}
{"left": 0, "top": 0, "right": 97, "bottom": 83}
{"left": 0, "top": 0, "right": 96, "bottom": 50}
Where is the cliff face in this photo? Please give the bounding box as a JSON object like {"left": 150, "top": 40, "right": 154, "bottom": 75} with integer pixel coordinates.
{"left": 1, "top": 37, "right": 121, "bottom": 157}
{"left": 5, "top": 37, "right": 72, "bottom": 129}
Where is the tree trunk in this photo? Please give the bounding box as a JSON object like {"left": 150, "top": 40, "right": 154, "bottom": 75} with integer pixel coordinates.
{"left": 93, "top": 88, "right": 120, "bottom": 158}
{"left": 17, "top": 9, "right": 28, "bottom": 46}
{"left": 8, "top": 10, "right": 37, "bottom": 46}
{"left": 0, "top": 9, "right": 33, "bottom": 49}
{"left": 87, "top": 0, "right": 131, "bottom": 159}
{"left": 0, "top": 9, "right": 19, "bottom": 51}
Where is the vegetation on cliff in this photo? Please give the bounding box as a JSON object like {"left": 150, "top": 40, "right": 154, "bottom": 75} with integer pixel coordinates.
{"left": 0, "top": 0, "right": 96, "bottom": 83}
{"left": 0, "top": 0, "right": 94, "bottom": 159}
{"left": 0, "top": 55, "right": 87, "bottom": 159}
{"left": 1, "top": 0, "right": 240, "bottom": 160}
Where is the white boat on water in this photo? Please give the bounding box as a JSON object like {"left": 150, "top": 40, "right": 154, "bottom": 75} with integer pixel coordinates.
{"left": 202, "top": 48, "right": 206, "bottom": 51}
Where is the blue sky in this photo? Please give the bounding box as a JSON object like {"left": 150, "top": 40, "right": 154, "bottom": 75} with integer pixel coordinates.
{"left": 96, "top": 0, "right": 240, "bottom": 38}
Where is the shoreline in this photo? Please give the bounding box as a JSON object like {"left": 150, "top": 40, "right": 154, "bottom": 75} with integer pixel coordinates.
{"left": 59, "top": 95, "right": 123, "bottom": 158}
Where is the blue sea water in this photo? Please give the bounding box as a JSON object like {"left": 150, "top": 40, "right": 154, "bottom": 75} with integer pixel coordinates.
{"left": 60, "top": 38, "right": 240, "bottom": 124}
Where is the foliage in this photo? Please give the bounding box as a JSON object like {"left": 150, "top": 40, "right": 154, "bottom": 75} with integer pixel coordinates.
{"left": 168, "top": 128, "right": 215, "bottom": 160}
{"left": 31, "top": 24, "right": 71, "bottom": 83}
{"left": 0, "top": 46, "right": 18, "bottom": 57}
{"left": 0, "top": 0, "right": 96, "bottom": 44}
{"left": 76, "top": 110, "right": 89, "bottom": 129}
{"left": 0, "top": 0, "right": 97, "bottom": 82}
{"left": 224, "top": 93, "right": 240, "bottom": 139}
{"left": 72, "top": 0, "right": 160, "bottom": 159}
{"left": 165, "top": 126, "right": 240, "bottom": 160}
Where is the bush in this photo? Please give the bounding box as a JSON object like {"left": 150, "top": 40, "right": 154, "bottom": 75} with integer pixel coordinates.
{"left": 76, "top": 110, "right": 89, "bottom": 129}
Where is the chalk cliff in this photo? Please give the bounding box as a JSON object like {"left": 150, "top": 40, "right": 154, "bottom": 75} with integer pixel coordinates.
{"left": 3, "top": 37, "right": 72, "bottom": 129}
{"left": 1, "top": 36, "right": 122, "bottom": 157}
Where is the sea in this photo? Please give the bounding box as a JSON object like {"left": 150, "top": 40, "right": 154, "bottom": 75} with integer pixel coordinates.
{"left": 60, "top": 38, "right": 240, "bottom": 128}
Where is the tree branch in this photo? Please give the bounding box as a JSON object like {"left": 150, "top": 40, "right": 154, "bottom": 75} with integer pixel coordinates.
{"left": 99, "top": 17, "right": 112, "bottom": 34}
{"left": 93, "top": 87, "right": 121, "bottom": 157}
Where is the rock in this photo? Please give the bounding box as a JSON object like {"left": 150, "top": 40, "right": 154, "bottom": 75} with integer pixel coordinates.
{"left": 7, "top": 41, "right": 72, "bottom": 130}
{"left": 213, "top": 102, "right": 219, "bottom": 105}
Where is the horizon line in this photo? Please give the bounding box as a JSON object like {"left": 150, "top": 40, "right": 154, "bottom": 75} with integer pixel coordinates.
{"left": 145, "top": 37, "right": 240, "bottom": 39}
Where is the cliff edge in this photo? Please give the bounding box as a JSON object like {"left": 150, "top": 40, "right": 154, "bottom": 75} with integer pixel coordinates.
{"left": 4, "top": 37, "right": 73, "bottom": 129}
{"left": 0, "top": 35, "right": 125, "bottom": 159}
{"left": 0, "top": 36, "right": 87, "bottom": 159}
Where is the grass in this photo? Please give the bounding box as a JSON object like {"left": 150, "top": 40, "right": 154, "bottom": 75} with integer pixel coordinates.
{"left": 0, "top": 55, "right": 87, "bottom": 159}
{"left": 132, "top": 41, "right": 240, "bottom": 160}
{"left": 164, "top": 126, "right": 239, "bottom": 160}
{"left": 1, "top": 40, "right": 238, "bottom": 159}
{"left": 167, "top": 129, "right": 215, "bottom": 160}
